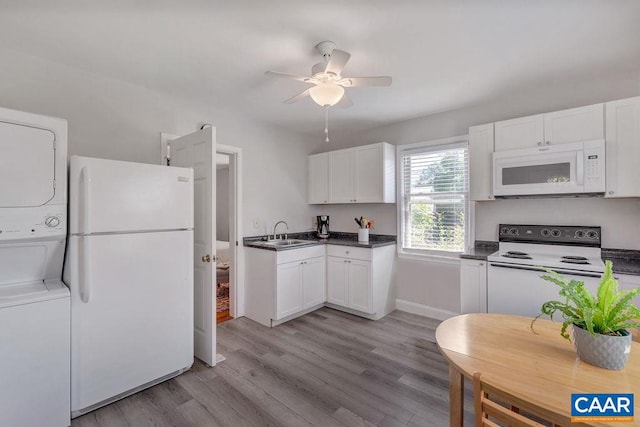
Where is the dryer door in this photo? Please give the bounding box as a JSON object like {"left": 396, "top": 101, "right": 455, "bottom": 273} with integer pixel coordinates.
{"left": 0, "top": 121, "right": 56, "bottom": 207}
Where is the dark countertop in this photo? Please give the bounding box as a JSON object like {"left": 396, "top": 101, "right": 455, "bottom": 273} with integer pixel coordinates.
{"left": 602, "top": 249, "right": 640, "bottom": 276}
{"left": 459, "top": 241, "right": 498, "bottom": 260}
{"left": 244, "top": 231, "right": 396, "bottom": 251}
{"left": 459, "top": 242, "right": 640, "bottom": 276}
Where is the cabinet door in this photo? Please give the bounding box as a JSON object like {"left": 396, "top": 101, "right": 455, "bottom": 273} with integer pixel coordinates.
{"left": 468, "top": 123, "right": 495, "bottom": 201}
{"left": 326, "top": 256, "right": 348, "bottom": 307}
{"left": 617, "top": 273, "right": 640, "bottom": 309}
{"left": 353, "top": 144, "right": 382, "bottom": 203}
{"left": 494, "top": 114, "right": 544, "bottom": 151}
{"left": 302, "top": 256, "right": 326, "bottom": 309}
{"left": 348, "top": 259, "right": 372, "bottom": 313}
{"left": 544, "top": 103, "right": 604, "bottom": 145}
{"left": 276, "top": 261, "right": 302, "bottom": 319}
{"left": 308, "top": 153, "right": 329, "bottom": 204}
{"left": 460, "top": 259, "right": 487, "bottom": 314}
{"left": 605, "top": 97, "right": 640, "bottom": 198}
{"left": 328, "top": 149, "right": 354, "bottom": 203}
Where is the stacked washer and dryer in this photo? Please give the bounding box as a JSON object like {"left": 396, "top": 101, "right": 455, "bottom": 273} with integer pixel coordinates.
{"left": 0, "top": 107, "right": 70, "bottom": 426}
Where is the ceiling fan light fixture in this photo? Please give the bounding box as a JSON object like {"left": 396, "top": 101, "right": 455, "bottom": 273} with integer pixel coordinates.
{"left": 309, "top": 82, "right": 345, "bottom": 107}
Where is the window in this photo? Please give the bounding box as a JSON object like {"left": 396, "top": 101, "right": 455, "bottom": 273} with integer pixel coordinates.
{"left": 398, "top": 139, "right": 469, "bottom": 257}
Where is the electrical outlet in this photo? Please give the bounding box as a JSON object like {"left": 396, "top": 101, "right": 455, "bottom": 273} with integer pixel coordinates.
{"left": 253, "top": 219, "right": 260, "bottom": 229}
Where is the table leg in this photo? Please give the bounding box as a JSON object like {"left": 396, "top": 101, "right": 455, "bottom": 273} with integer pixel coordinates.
{"left": 449, "top": 364, "right": 464, "bottom": 427}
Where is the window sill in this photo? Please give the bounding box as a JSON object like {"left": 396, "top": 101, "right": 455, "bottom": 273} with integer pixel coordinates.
{"left": 397, "top": 251, "right": 462, "bottom": 265}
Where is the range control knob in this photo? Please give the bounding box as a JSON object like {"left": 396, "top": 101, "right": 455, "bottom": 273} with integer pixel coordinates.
{"left": 541, "top": 228, "right": 550, "bottom": 236}
{"left": 509, "top": 227, "right": 519, "bottom": 236}
{"left": 551, "top": 229, "right": 561, "bottom": 237}
{"left": 575, "top": 230, "right": 586, "bottom": 238}
{"left": 44, "top": 216, "right": 61, "bottom": 228}
{"left": 587, "top": 230, "right": 599, "bottom": 239}
{"left": 500, "top": 227, "right": 509, "bottom": 235}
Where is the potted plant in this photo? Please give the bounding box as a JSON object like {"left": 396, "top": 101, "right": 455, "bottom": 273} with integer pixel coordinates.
{"left": 531, "top": 260, "right": 640, "bottom": 370}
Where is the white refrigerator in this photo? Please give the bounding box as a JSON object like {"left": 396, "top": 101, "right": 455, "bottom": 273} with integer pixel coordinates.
{"left": 64, "top": 156, "right": 194, "bottom": 418}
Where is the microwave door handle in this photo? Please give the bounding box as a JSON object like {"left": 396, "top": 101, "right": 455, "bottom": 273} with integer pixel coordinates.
{"left": 576, "top": 153, "right": 584, "bottom": 185}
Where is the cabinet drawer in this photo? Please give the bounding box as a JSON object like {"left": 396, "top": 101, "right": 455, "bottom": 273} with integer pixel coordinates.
{"left": 327, "top": 245, "right": 371, "bottom": 261}
{"left": 276, "top": 245, "right": 325, "bottom": 264}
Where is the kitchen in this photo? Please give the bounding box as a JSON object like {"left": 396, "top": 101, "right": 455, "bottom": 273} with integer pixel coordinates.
{"left": 1, "top": 2, "right": 640, "bottom": 426}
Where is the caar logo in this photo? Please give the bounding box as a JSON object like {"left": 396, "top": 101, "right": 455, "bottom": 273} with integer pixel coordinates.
{"left": 571, "top": 393, "right": 634, "bottom": 422}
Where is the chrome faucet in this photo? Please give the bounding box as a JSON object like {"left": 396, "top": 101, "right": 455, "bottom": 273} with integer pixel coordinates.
{"left": 273, "top": 220, "right": 288, "bottom": 240}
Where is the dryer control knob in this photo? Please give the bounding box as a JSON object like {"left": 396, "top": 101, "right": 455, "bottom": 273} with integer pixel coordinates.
{"left": 45, "top": 216, "right": 60, "bottom": 228}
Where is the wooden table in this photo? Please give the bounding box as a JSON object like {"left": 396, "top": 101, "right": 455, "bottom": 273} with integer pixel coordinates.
{"left": 435, "top": 313, "right": 640, "bottom": 427}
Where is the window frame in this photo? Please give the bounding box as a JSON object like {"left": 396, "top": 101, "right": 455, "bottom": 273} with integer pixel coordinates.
{"left": 396, "top": 135, "right": 473, "bottom": 262}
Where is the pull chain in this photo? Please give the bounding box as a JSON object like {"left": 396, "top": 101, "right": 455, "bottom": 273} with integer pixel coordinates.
{"left": 324, "top": 106, "right": 330, "bottom": 143}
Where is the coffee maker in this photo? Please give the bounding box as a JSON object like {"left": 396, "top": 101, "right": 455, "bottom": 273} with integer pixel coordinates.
{"left": 316, "top": 215, "right": 330, "bottom": 239}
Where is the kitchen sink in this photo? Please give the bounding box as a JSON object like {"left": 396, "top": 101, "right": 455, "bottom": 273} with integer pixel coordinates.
{"left": 262, "top": 239, "right": 316, "bottom": 247}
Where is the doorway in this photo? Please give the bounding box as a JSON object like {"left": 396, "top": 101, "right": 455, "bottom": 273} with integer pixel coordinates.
{"left": 215, "top": 144, "right": 243, "bottom": 322}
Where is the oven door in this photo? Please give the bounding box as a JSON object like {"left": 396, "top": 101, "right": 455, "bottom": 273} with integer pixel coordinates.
{"left": 487, "top": 262, "right": 601, "bottom": 318}
{"left": 493, "top": 144, "right": 583, "bottom": 196}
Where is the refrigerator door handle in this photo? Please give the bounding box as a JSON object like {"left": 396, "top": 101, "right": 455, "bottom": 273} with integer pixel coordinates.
{"left": 80, "top": 166, "right": 91, "bottom": 234}
{"left": 80, "top": 237, "right": 91, "bottom": 303}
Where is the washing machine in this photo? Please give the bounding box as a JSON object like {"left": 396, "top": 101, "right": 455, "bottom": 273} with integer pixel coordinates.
{"left": 0, "top": 106, "right": 70, "bottom": 426}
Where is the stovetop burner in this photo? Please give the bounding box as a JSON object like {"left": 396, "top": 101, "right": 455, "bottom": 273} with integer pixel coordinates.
{"left": 560, "top": 259, "right": 591, "bottom": 265}
{"left": 560, "top": 255, "right": 591, "bottom": 265}
{"left": 502, "top": 251, "right": 532, "bottom": 260}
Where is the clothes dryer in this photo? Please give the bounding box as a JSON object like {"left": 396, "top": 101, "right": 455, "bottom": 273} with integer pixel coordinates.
{"left": 0, "top": 106, "right": 70, "bottom": 427}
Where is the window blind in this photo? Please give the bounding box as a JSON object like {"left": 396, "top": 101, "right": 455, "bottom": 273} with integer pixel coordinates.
{"left": 400, "top": 144, "right": 469, "bottom": 254}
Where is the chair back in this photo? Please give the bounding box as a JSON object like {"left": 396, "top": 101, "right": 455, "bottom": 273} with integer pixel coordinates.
{"left": 474, "top": 372, "right": 555, "bottom": 427}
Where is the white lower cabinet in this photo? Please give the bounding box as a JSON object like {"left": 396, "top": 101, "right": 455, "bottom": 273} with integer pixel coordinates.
{"left": 245, "top": 245, "right": 326, "bottom": 327}
{"left": 326, "top": 244, "right": 395, "bottom": 319}
{"left": 459, "top": 258, "right": 487, "bottom": 314}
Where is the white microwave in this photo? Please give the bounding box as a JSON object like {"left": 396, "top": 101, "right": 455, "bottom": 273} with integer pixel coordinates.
{"left": 493, "top": 140, "right": 605, "bottom": 197}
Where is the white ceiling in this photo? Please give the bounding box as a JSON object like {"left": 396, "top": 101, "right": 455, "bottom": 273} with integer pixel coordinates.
{"left": 1, "top": 1, "right": 639, "bottom": 137}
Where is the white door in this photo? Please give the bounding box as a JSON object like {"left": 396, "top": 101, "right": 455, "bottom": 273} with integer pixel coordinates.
{"left": 302, "top": 256, "right": 326, "bottom": 309}
{"left": 170, "top": 127, "right": 217, "bottom": 366}
{"left": 348, "top": 259, "right": 372, "bottom": 313}
{"left": 326, "top": 256, "right": 348, "bottom": 307}
{"left": 353, "top": 144, "right": 382, "bottom": 203}
{"left": 276, "top": 261, "right": 303, "bottom": 320}
{"left": 494, "top": 114, "right": 544, "bottom": 151}
{"left": 328, "top": 149, "right": 353, "bottom": 203}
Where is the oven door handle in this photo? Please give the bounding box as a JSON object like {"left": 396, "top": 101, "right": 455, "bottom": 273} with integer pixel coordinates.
{"left": 489, "top": 262, "right": 602, "bottom": 278}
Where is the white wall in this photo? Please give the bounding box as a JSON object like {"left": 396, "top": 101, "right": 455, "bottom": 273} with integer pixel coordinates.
{"left": 313, "top": 70, "right": 640, "bottom": 316}
{"left": 0, "top": 47, "right": 316, "bottom": 237}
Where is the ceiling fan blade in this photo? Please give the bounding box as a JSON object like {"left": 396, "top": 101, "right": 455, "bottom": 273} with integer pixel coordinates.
{"left": 324, "top": 49, "right": 351, "bottom": 75}
{"left": 265, "top": 71, "right": 311, "bottom": 82}
{"left": 284, "top": 89, "right": 311, "bottom": 104}
{"left": 337, "top": 93, "right": 354, "bottom": 108}
{"left": 338, "top": 76, "right": 392, "bottom": 87}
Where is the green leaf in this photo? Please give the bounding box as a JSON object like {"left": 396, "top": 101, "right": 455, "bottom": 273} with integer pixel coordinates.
{"left": 533, "top": 260, "right": 640, "bottom": 341}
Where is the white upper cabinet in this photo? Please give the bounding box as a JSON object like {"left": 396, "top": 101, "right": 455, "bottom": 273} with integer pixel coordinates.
{"left": 605, "top": 96, "right": 640, "bottom": 198}
{"left": 328, "top": 149, "right": 354, "bottom": 203}
{"left": 494, "top": 104, "right": 604, "bottom": 151}
{"left": 308, "top": 153, "right": 329, "bottom": 204}
{"left": 468, "top": 123, "right": 495, "bottom": 201}
{"left": 494, "top": 114, "right": 544, "bottom": 151}
{"left": 313, "top": 142, "right": 395, "bottom": 204}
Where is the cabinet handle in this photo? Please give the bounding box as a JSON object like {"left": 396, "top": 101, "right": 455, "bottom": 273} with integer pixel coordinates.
{"left": 346, "top": 251, "right": 350, "bottom": 254}
{"left": 537, "top": 141, "right": 542, "bottom": 146}
{"left": 545, "top": 141, "right": 551, "bottom": 145}
{"left": 608, "top": 191, "right": 614, "bottom": 195}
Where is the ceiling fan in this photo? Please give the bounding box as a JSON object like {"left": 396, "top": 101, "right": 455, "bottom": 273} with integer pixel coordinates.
{"left": 266, "top": 41, "right": 391, "bottom": 107}
{"left": 265, "top": 41, "right": 392, "bottom": 141}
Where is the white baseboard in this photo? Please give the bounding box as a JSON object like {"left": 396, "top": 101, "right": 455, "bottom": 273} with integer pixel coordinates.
{"left": 395, "top": 299, "right": 458, "bottom": 321}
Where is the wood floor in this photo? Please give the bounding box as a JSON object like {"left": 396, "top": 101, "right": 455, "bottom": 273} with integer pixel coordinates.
{"left": 72, "top": 308, "right": 475, "bottom": 427}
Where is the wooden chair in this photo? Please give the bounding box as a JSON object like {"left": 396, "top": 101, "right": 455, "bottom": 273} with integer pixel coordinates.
{"left": 473, "top": 372, "right": 558, "bottom": 427}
